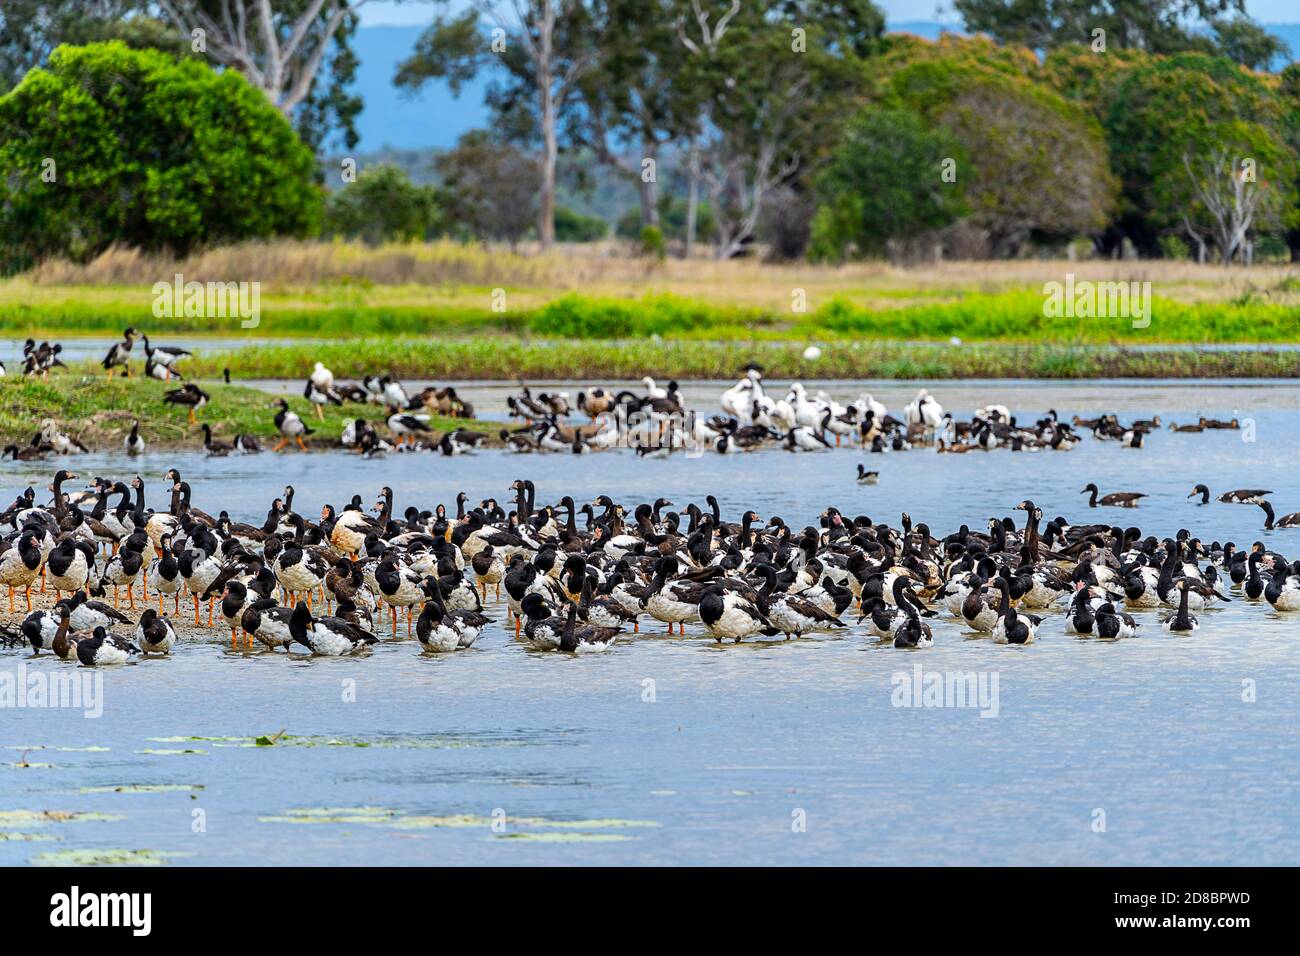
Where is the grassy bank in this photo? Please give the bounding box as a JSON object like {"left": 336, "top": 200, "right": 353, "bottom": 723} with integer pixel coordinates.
{"left": 177, "top": 338, "right": 1300, "bottom": 380}
{"left": 0, "top": 375, "right": 501, "bottom": 452}
{"left": 5, "top": 289, "right": 1300, "bottom": 345}
{"left": 4, "top": 240, "right": 1300, "bottom": 345}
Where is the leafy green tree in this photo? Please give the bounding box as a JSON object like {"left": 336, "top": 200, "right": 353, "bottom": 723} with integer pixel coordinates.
{"left": 677, "top": 1, "right": 879, "bottom": 258}
{"left": 879, "top": 44, "right": 1116, "bottom": 256}
{"left": 396, "top": 1, "right": 601, "bottom": 249}
{"left": 1100, "top": 53, "right": 1295, "bottom": 258}
{"left": 0, "top": 1, "right": 181, "bottom": 94}
{"left": 553, "top": 206, "right": 608, "bottom": 242}
{"left": 809, "top": 107, "right": 967, "bottom": 261}
{"left": 569, "top": 0, "right": 698, "bottom": 231}
{"left": 1274, "top": 64, "right": 1300, "bottom": 261}
{"left": 0, "top": 41, "right": 321, "bottom": 269}
{"left": 324, "top": 164, "right": 440, "bottom": 244}
{"left": 434, "top": 130, "right": 538, "bottom": 249}
{"left": 1211, "top": 16, "right": 1291, "bottom": 70}
{"left": 954, "top": 0, "right": 1241, "bottom": 54}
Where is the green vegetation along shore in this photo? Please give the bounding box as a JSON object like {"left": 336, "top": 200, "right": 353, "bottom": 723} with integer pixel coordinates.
{"left": 0, "top": 376, "right": 501, "bottom": 452}
{"left": 173, "top": 339, "right": 1300, "bottom": 381}
{"left": 6, "top": 289, "right": 1300, "bottom": 345}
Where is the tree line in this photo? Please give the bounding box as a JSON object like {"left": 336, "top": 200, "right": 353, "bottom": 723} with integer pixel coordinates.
{"left": 0, "top": 0, "right": 1297, "bottom": 267}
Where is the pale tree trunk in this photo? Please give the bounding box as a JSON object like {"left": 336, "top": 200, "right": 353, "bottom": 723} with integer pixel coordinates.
{"left": 535, "top": 0, "right": 558, "bottom": 249}
{"left": 1183, "top": 150, "right": 1263, "bottom": 268}
{"left": 158, "top": 0, "right": 364, "bottom": 115}
{"left": 639, "top": 138, "right": 660, "bottom": 228}
{"left": 685, "top": 138, "right": 700, "bottom": 258}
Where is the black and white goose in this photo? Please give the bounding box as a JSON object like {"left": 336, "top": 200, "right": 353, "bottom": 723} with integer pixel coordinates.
{"left": 0, "top": 528, "right": 44, "bottom": 612}
{"left": 63, "top": 589, "right": 131, "bottom": 632}
{"left": 134, "top": 608, "right": 177, "bottom": 655}
{"left": 272, "top": 399, "right": 313, "bottom": 452}
{"left": 892, "top": 597, "right": 934, "bottom": 649}
{"left": 142, "top": 335, "right": 191, "bottom": 378}
{"left": 195, "top": 423, "right": 234, "bottom": 457}
{"left": 698, "top": 584, "right": 773, "bottom": 643}
{"left": 558, "top": 603, "right": 620, "bottom": 653}
{"left": 163, "top": 383, "right": 209, "bottom": 424}
{"left": 75, "top": 626, "right": 140, "bottom": 666}
{"left": 1161, "top": 580, "right": 1200, "bottom": 632}
{"left": 1257, "top": 501, "right": 1300, "bottom": 529}
{"left": 240, "top": 597, "right": 294, "bottom": 651}
{"left": 1190, "top": 485, "right": 1273, "bottom": 505}
{"left": 385, "top": 406, "right": 431, "bottom": 447}
{"left": 1264, "top": 559, "right": 1300, "bottom": 611}
{"left": 416, "top": 578, "right": 491, "bottom": 651}
{"left": 46, "top": 538, "right": 93, "bottom": 597}
{"left": 288, "top": 601, "right": 376, "bottom": 656}
{"left": 1081, "top": 483, "right": 1146, "bottom": 508}
{"left": 990, "top": 579, "right": 1036, "bottom": 645}
{"left": 1094, "top": 602, "right": 1139, "bottom": 640}
{"left": 855, "top": 465, "right": 879, "bottom": 485}
{"left": 519, "top": 593, "right": 568, "bottom": 650}
{"left": 101, "top": 327, "right": 137, "bottom": 377}
{"left": 124, "top": 420, "right": 146, "bottom": 456}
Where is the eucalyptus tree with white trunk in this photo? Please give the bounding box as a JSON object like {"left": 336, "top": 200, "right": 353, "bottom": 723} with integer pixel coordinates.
{"left": 157, "top": 0, "right": 364, "bottom": 116}
{"left": 396, "top": 0, "right": 599, "bottom": 250}
{"left": 1182, "top": 149, "right": 1271, "bottom": 265}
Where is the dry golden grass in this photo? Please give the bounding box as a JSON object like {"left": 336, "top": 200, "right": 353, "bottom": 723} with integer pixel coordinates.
{"left": 13, "top": 240, "right": 1299, "bottom": 312}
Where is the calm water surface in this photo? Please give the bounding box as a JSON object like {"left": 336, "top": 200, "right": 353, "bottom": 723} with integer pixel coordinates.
{"left": 2, "top": 380, "right": 1299, "bottom": 865}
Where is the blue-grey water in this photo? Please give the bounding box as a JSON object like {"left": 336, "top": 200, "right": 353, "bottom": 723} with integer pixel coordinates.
{"left": 2, "top": 380, "right": 1299, "bottom": 865}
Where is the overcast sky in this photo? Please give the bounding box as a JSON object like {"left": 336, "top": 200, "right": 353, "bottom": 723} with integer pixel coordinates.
{"left": 358, "top": 0, "right": 1297, "bottom": 27}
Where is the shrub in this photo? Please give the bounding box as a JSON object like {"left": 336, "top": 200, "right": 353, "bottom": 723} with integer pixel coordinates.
{"left": 324, "top": 165, "right": 440, "bottom": 245}
{"left": 0, "top": 41, "right": 320, "bottom": 271}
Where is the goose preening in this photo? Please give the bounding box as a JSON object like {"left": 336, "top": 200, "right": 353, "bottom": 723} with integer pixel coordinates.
{"left": 75, "top": 626, "right": 140, "bottom": 666}
{"left": 1081, "top": 483, "right": 1146, "bottom": 508}
{"left": 288, "top": 601, "right": 376, "bottom": 656}
{"left": 164, "top": 384, "right": 210, "bottom": 425}
{"left": 142, "top": 335, "right": 191, "bottom": 379}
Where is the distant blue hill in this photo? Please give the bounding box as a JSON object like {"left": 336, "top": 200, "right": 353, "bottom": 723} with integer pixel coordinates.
{"left": 350, "top": 25, "right": 493, "bottom": 151}
{"left": 349, "top": 21, "right": 1300, "bottom": 151}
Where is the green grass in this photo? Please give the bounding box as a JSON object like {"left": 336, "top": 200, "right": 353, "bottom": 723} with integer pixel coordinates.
{"left": 0, "top": 375, "right": 501, "bottom": 451}
{"left": 4, "top": 289, "right": 1299, "bottom": 345}
{"left": 168, "top": 337, "right": 1300, "bottom": 381}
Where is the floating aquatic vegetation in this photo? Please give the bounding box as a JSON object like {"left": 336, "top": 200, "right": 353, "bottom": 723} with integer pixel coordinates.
{"left": 256, "top": 806, "right": 658, "bottom": 843}
{"left": 0, "top": 809, "right": 124, "bottom": 829}
{"left": 0, "top": 832, "right": 56, "bottom": 842}
{"left": 30, "top": 848, "right": 187, "bottom": 867}
{"left": 4, "top": 745, "right": 110, "bottom": 753}
{"left": 496, "top": 832, "right": 634, "bottom": 843}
